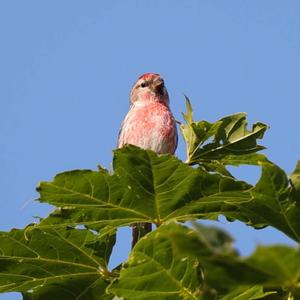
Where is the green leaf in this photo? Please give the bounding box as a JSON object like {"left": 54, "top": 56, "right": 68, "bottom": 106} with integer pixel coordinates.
{"left": 180, "top": 99, "right": 268, "bottom": 169}
{"left": 165, "top": 224, "right": 297, "bottom": 298}
{"left": 176, "top": 161, "right": 300, "bottom": 242}
{"left": 218, "top": 153, "right": 269, "bottom": 166}
{"left": 22, "top": 278, "right": 110, "bottom": 300}
{"left": 182, "top": 95, "right": 193, "bottom": 124}
{"left": 191, "top": 222, "right": 235, "bottom": 255}
{"left": 108, "top": 223, "right": 202, "bottom": 300}
{"left": 167, "top": 223, "right": 273, "bottom": 293}
{"left": 38, "top": 146, "right": 300, "bottom": 243}
{"left": 37, "top": 146, "right": 250, "bottom": 231}
{"left": 290, "top": 160, "right": 300, "bottom": 201}
{"left": 244, "top": 245, "right": 300, "bottom": 288}
{"left": 0, "top": 227, "right": 115, "bottom": 299}
{"left": 37, "top": 167, "right": 147, "bottom": 233}
{"left": 219, "top": 286, "right": 275, "bottom": 300}
{"left": 109, "top": 224, "right": 289, "bottom": 299}
{"left": 236, "top": 162, "right": 300, "bottom": 242}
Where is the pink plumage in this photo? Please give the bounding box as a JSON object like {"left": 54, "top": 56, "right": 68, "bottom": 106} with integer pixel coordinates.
{"left": 118, "top": 73, "right": 177, "bottom": 247}
{"left": 118, "top": 73, "right": 178, "bottom": 154}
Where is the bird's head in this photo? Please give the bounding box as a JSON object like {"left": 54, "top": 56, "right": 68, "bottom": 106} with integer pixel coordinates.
{"left": 130, "top": 73, "right": 169, "bottom": 106}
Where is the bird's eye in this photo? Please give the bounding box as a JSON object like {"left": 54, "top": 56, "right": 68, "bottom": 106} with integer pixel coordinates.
{"left": 141, "top": 82, "right": 147, "bottom": 88}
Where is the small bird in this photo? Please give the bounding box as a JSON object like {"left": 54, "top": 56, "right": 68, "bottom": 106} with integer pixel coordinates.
{"left": 118, "top": 73, "right": 178, "bottom": 247}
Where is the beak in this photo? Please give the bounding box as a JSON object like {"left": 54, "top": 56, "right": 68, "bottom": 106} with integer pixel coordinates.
{"left": 151, "top": 78, "right": 165, "bottom": 95}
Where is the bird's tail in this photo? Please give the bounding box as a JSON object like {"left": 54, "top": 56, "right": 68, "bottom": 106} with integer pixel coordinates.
{"left": 132, "top": 222, "right": 152, "bottom": 249}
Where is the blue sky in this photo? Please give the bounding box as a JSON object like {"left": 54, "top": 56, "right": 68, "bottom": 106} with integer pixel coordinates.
{"left": 1, "top": 1, "right": 299, "bottom": 299}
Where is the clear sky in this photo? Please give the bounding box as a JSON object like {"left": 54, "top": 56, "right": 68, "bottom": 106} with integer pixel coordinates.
{"left": 1, "top": 1, "right": 299, "bottom": 299}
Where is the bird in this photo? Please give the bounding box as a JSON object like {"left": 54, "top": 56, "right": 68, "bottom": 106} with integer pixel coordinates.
{"left": 118, "top": 73, "right": 178, "bottom": 248}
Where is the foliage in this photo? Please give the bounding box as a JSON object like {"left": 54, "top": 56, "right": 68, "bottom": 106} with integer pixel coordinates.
{"left": 0, "top": 99, "right": 299, "bottom": 299}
